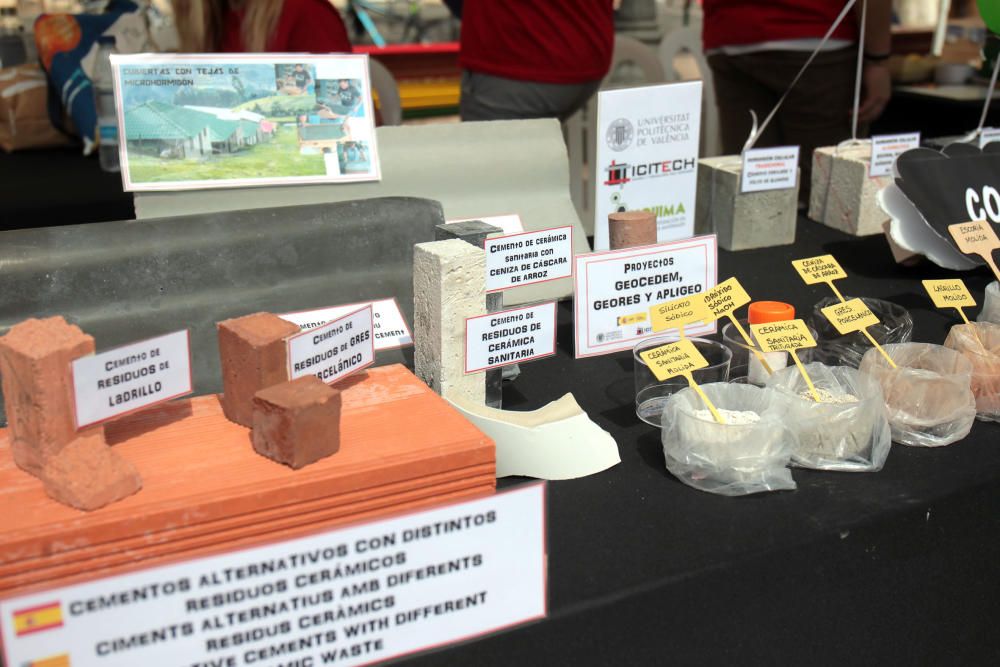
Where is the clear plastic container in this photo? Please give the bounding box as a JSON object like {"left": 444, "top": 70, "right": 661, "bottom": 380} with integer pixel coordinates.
{"left": 633, "top": 336, "right": 731, "bottom": 427}
{"left": 92, "top": 35, "right": 120, "bottom": 172}
{"left": 766, "top": 362, "right": 891, "bottom": 471}
{"left": 721, "top": 317, "right": 816, "bottom": 384}
{"left": 808, "top": 296, "right": 913, "bottom": 368}
{"left": 979, "top": 281, "right": 1000, "bottom": 324}
{"left": 660, "top": 382, "right": 796, "bottom": 496}
{"left": 859, "top": 343, "right": 976, "bottom": 447}
{"left": 943, "top": 322, "right": 1000, "bottom": 422}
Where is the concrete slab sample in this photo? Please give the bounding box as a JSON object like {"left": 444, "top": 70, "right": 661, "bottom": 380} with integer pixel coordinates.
{"left": 0, "top": 316, "right": 103, "bottom": 475}
{"left": 40, "top": 431, "right": 142, "bottom": 512}
{"left": 217, "top": 312, "right": 300, "bottom": 427}
{"left": 414, "top": 239, "right": 487, "bottom": 405}
{"left": 252, "top": 376, "right": 342, "bottom": 469}
{"left": 696, "top": 156, "right": 798, "bottom": 251}
{"left": 809, "top": 144, "right": 892, "bottom": 236}
{"left": 449, "top": 393, "right": 620, "bottom": 480}
{"left": 0, "top": 196, "right": 443, "bottom": 426}
{"left": 133, "top": 119, "right": 592, "bottom": 305}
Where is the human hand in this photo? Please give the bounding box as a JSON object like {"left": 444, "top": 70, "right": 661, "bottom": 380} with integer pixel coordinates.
{"left": 858, "top": 61, "right": 892, "bottom": 123}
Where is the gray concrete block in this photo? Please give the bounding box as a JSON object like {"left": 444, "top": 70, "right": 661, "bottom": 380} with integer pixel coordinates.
{"left": 695, "top": 156, "right": 798, "bottom": 251}
{"left": 413, "top": 239, "right": 486, "bottom": 405}
{"left": 808, "top": 144, "right": 892, "bottom": 237}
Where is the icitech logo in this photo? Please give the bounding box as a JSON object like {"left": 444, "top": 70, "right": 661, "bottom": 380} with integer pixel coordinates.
{"left": 606, "top": 118, "right": 634, "bottom": 151}
{"left": 604, "top": 157, "right": 696, "bottom": 186}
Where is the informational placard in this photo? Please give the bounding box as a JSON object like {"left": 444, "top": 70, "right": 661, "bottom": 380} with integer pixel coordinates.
{"left": 702, "top": 277, "right": 751, "bottom": 320}
{"left": 485, "top": 226, "right": 574, "bottom": 292}
{"left": 648, "top": 294, "right": 710, "bottom": 334}
{"left": 287, "top": 306, "right": 375, "bottom": 384}
{"left": 791, "top": 254, "right": 848, "bottom": 285}
{"left": 740, "top": 146, "right": 800, "bottom": 193}
{"left": 922, "top": 279, "right": 976, "bottom": 309}
{"left": 281, "top": 298, "right": 412, "bottom": 351}
{"left": 465, "top": 303, "right": 557, "bottom": 373}
{"left": 637, "top": 338, "right": 709, "bottom": 382}
{"left": 594, "top": 81, "right": 703, "bottom": 249}
{"left": 71, "top": 330, "right": 192, "bottom": 428}
{"left": 820, "top": 298, "right": 880, "bottom": 334}
{"left": 980, "top": 127, "right": 1000, "bottom": 149}
{"left": 870, "top": 132, "right": 921, "bottom": 177}
{"left": 445, "top": 214, "right": 525, "bottom": 235}
{"left": 111, "top": 53, "right": 380, "bottom": 191}
{"left": 0, "top": 484, "right": 547, "bottom": 667}
{"left": 749, "top": 319, "right": 817, "bottom": 353}
{"left": 574, "top": 235, "right": 718, "bottom": 358}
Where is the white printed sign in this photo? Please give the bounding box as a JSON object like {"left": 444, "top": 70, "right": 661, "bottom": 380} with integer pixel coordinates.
{"left": 287, "top": 306, "right": 375, "bottom": 384}
{"left": 282, "top": 298, "right": 412, "bottom": 351}
{"left": 485, "top": 226, "right": 574, "bottom": 292}
{"left": 71, "top": 330, "right": 192, "bottom": 428}
{"left": 594, "top": 81, "right": 702, "bottom": 250}
{"left": 0, "top": 484, "right": 547, "bottom": 667}
{"left": 980, "top": 127, "right": 1000, "bottom": 149}
{"left": 870, "top": 132, "right": 921, "bottom": 177}
{"left": 741, "top": 146, "right": 800, "bottom": 193}
{"left": 574, "top": 236, "right": 717, "bottom": 358}
{"left": 465, "top": 302, "right": 557, "bottom": 373}
{"left": 445, "top": 214, "right": 525, "bottom": 235}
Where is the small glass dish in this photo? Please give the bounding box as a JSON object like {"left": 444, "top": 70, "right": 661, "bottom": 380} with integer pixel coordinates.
{"left": 944, "top": 322, "right": 1000, "bottom": 422}
{"left": 660, "top": 382, "right": 796, "bottom": 496}
{"left": 766, "top": 362, "right": 891, "bottom": 471}
{"left": 633, "top": 336, "right": 731, "bottom": 427}
{"left": 808, "top": 296, "right": 913, "bottom": 368}
{"left": 859, "top": 343, "right": 976, "bottom": 447}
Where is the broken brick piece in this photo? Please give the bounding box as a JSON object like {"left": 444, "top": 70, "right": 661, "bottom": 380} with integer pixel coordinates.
{"left": 0, "top": 316, "right": 103, "bottom": 476}
{"left": 217, "top": 312, "right": 300, "bottom": 427}
{"left": 41, "top": 431, "right": 142, "bottom": 511}
{"left": 252, "top": 376, "right": 342, "bottom": 469}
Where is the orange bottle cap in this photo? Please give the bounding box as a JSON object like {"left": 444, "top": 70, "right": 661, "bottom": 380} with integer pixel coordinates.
{"left": 748, "top": 301, "right": 795, "bottom": 324}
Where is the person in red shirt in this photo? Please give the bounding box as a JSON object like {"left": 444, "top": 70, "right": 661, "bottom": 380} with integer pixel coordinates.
{"left": 457, "top": 0, "right": 615, "bottom": 121}
{"left": 172, "top": 0, "right": 351, "bottom": 53}
{"left": 703, "top": 0, "right": 892, "bottom": 188}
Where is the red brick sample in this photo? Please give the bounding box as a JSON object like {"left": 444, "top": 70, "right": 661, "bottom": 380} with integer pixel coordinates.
{"left": 253, "top": 376, "right": 342, "bottom": 469}
{"left": 40, "top": 431, "right": 142, "bottom": 511}
{"left": 217, "top": 312, "right": 300, "bottom": 427}
{"left": 609, "top": 211, "right": 658, "bottom": 249}
{"left": 0, "top": 316, "right": 103, "bottom": 476}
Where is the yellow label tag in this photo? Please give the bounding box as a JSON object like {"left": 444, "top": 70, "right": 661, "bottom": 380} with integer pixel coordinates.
{"left": 922, "top": 279, "right": 977, "bottom": 309}
{"left": 948, "top": 220, "right": 1000, "bottom": 256}
{"left": 617, "top": 312, "right": 648, "bottom": 326}
{"left": 648, "top": 294, "right": 711, "bottom": 333}
{"left": 791, "top": 254, "right": 848, "bottom": 285}
{"left": 820, "top": 298, "right": 880, "bottom": 334}
{"left": 749, "top": 319, "right": 817, "bottom": 353}
{"left": 702, "top": 277, "right": 751, "bottom": 320}
{"left": 638, "top": 339, "right": 710, "bottom": 382}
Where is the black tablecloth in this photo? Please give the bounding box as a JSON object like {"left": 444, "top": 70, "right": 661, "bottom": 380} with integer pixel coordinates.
{"left": 408, "top": 220, "right": 1000, "bottom": 666}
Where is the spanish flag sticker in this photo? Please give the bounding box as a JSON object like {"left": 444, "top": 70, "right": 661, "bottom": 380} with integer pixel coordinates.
{"left": 24, "top": 654, "right": 70, "bottom": 667}
{"left": 12, "top": 601, "right": 63, "bottom": 637}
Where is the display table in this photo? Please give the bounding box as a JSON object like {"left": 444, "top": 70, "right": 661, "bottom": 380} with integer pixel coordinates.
{"left": 406, "top": 218, "right": 1000, "bottom": 665}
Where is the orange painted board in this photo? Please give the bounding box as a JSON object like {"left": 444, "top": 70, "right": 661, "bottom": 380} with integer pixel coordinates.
{"left": 0, "top": 482, "right": 495, "bottom": 598}
{"left": 0, "top": 465, "right": 495, "bottom": 579}
{"left": 0, "top": 365, "right": 495, "bottom": 564}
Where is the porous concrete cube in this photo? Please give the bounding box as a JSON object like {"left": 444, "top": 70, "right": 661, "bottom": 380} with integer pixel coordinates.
{"left": 252, "top": 376, "right": 342, "bottom": 469}
{"left": 0, "top": 316, "right": 104, "bottom": 476}
{"left": 695, "top": 156, "right": 798, "bottom": 251}
{"left": 809, "top": 144, "right": 892, "bottom": 236}
{"left": 414, "top": 239, "right": 487, "bottom": 405}
{"left": 217, "top": 312, "right": 300, "bottom": 428}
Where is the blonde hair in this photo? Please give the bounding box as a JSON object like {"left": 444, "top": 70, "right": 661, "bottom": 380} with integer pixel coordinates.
{"left": 173, "top": 0, "right": 285, "bottom": 52}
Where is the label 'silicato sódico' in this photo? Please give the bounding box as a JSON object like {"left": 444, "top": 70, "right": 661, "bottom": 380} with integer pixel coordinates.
{"left": 485, "top": 226, "right": 573, "bottom": 292}
{"left": 465, "top": 303, "right": 557, "bottom": 373}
